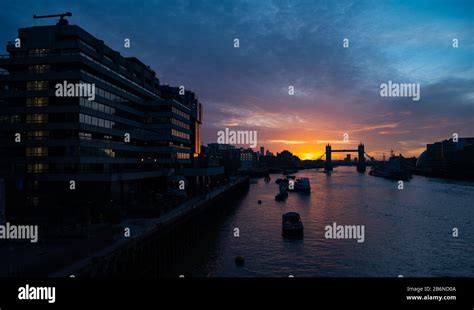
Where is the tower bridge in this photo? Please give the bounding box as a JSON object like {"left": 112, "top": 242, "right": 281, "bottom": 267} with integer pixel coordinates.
{"left": 318, "top": 143, "right": 372, "bottom": 172}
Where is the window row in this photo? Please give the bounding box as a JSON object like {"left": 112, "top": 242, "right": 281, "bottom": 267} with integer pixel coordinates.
{"left": 171, "top": 129, "right": 190, "bottom": 140}
{"left": 26, "top": 114, "right": 48, "bottom": 124}
{"left": 80, "top": 147, "right": 115, "bottom": 158}
{"left": 27, "top": 163, "right": 49, "bottom": 173}
{"left": 172, "top": 118, "right": 190, "bottom": 130}
{"left": 79, "top": 113, "right": 115, "bottom": 129}
{"left": 0, "top": 115, "right": 21, "bottom": 124}
{"left": 81, "top": 70, "right": 135, "bottom": 102}
{"left": 28, "top": 65, "right": 50, "bottom": 74}
{"left": 79, "top": 55, "right": 154, "bottom": 100}
{"left": 79, "top": 40, "right": 97, "bottom": 53}
{"left": 172, "top": 107, "right": 190, "bottom": 120}
{"left": 176, "top": 152, "right": 190, "bottom": 160}
{"left": 26, "top": 80, "right": 49, "bottom": 91}
{"left": 26, "top": 147, "right": 48, "bottom": 157}
{"left": 28, "top": 49, "right": 50, "bottom": 57}
{"left": 79, "top": 132, "right": 92, "bottom": 140}
{"left": 28, "top": 131, "right": 49, "bottom": 140}
{"left": 80, "top": 98, "right": 116, "bottom": 114}
{"left": 26, "top": 97, "right": 49, "bottom": 107}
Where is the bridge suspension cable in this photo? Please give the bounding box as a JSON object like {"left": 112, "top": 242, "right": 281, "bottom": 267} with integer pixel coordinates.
{"left": 364, "top": 152, "right": 375, "bottom": 161}
{"left": 316, "top": 153, "right": 326, "bottom": 160}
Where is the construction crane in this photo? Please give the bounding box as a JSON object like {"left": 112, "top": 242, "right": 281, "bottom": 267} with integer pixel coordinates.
{"left": 33, "top": 12, "right": 72, "bottom": 25}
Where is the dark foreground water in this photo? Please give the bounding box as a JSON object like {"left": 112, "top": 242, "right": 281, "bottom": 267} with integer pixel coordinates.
{"left": 157, "top": 167, "right": 474, "bottom": 277}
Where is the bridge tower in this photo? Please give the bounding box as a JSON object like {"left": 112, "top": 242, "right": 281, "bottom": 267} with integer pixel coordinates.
{"left": 325, "top": 144, "right": 333, "bottom": 171}
{"left": 357, "top": 143, "right": 366, "bottom": 172}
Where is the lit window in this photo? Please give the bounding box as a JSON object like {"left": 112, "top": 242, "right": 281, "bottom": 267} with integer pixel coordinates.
{"left": 27, "top": 131, "right": 49, "bottom": 140}
{"left": 27, "top": 163, "right": 49, "bottom": 173}
{"left": 26, "top": 114, "right": 48, "bottom": 123}
{"left": 103, "top": 148, "right": 115, "bottom": 157}
{"left": 26, "top": 97, "right": 49, "bottom": 107}
{"left": 26, "top": 81, "right": 49, "bottom": 91}
{"left": 26, "top": 147, "right": 48, "bottom": 156}
{"left": 28, "top": 49, "right": 50, "bottom": 57}
{"left": 79, "top": 132, "right": 92, "bottom": 140}
{"left": 28, "top": 65, "right": 50, "bottom": 74}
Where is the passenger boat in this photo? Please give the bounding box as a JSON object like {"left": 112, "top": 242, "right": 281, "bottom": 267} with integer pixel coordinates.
{"left": 369, "top": 156, "right": 412, "bottom": 181}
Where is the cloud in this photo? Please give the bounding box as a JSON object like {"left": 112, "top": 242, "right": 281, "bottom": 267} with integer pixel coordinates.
{"left": 266, "top": 140, "right": 307, "bottom": 145}
{"left": 215, "top": 105, "right": 306, "bottom": 128}
{"left": 315, "top": 140, "right": 358, "bottom": 144}
{"left": 351, "top": 123, "right": 400, "bottom": 132}
{"left": 1, "top": 0, "right": 472, "bottom": 159}
{"left": 378, "top": 130, "right": 411, "bottom": 135}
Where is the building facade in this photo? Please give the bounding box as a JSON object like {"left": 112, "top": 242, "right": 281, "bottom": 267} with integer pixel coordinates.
{"left": 0, "top": 21, "right": 202, "bottom": 223}
{"left": 416, "top": 137, "right": 474, "bottom": 179}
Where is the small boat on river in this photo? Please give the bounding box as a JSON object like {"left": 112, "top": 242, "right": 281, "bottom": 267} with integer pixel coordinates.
{"left": 282, "top": 212, "right": 304, "bottom": 237}
{"left": 275, "top": 182, "right": 289, "bottom": 201}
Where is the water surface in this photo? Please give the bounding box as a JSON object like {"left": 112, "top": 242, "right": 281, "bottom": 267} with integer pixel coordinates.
{"left": 160, "top": 167, "right": 474, "bottom": 277}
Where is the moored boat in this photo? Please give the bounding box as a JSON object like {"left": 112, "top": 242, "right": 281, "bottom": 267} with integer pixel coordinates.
{"left": 275, "top": 178, "right": 289, "bottom": 184}
{"left": 294, "top": 177, "right": 311, "bottom": 192}
{"left": 288, "top": 177, "right": 311, "bottom": 192}
{"left": 282, "top": 212, "right": 304, "bottom": 237}
{"left": 369, "top": 156, "right": 412, "bottom": 181}
{"left": 275, "top": 182, "right": 289, "bottom": 201}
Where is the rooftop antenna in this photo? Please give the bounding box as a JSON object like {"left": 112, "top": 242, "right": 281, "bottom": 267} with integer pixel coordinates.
{"left": 33, "top": 12, "right": 72, "bottom": 25}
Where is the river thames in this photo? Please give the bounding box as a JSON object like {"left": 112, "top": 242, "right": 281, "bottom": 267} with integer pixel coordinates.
{"left": 158, "top": 167, "right": 474, "bottom": 277}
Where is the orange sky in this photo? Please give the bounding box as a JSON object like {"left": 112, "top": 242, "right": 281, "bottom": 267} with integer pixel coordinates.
{"left": 210, "top": 112, "right": 436, "bottom": 160}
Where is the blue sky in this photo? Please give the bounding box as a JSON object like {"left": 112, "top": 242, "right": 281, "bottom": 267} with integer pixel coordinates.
{"left": 1, "top": 0, "right": 473, "bottom": 158}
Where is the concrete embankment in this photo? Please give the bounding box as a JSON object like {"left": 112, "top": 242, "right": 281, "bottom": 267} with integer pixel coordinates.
{"left": 50, "top": 177, "right": 249, "bottom": 277}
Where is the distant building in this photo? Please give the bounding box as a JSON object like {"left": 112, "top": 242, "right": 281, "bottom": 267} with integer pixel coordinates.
{"left": 416, "top": 138, "right": 474, "bottom": 179}
{"left": 207, "top": 143, "right": 235, "bottom": 153}
{"left": 259, "top": 154, "right": 277, "bottom": 168}
{"left": 206, "top": 143, "right": 258, "bottom": 173}
{"left": 276, "top": 150, "right": 300, "bottom": 168}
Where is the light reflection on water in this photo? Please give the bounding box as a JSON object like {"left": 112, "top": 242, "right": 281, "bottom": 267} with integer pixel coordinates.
{"left": 161, "top": 167, "right": 474, "bottom": 277}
